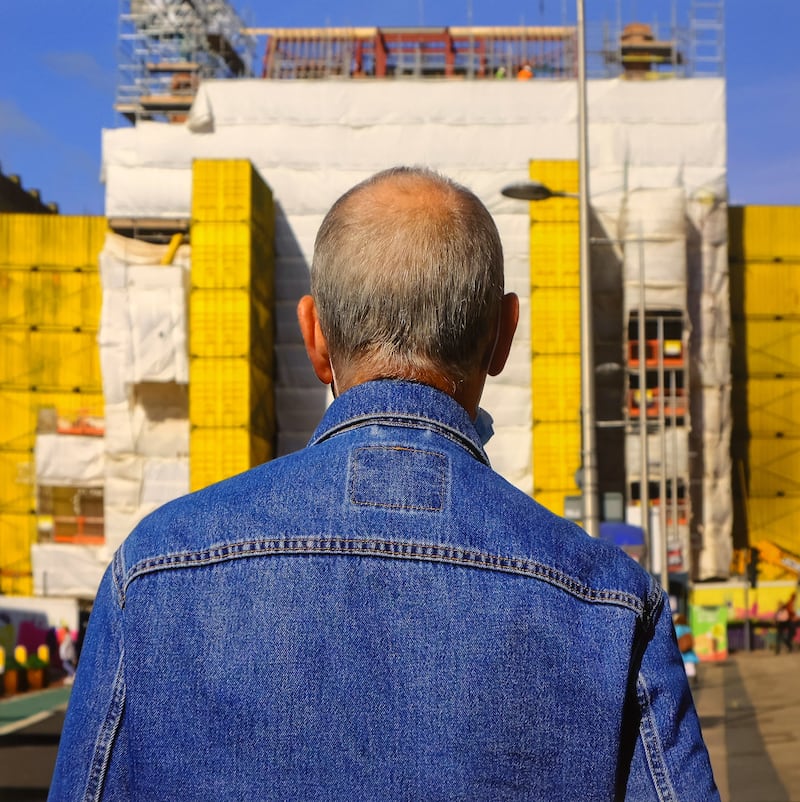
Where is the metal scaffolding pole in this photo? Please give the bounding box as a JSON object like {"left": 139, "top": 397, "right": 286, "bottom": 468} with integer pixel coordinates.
{"left": 577, "top": 0, "right": 599, "bottom": 538}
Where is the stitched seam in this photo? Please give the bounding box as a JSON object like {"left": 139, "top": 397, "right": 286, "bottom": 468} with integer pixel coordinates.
{"left": 119, "top": 537, "right": 644, "bottom": 614}
{"left": 111, "top": 550, "right": 126, "bottom": 608}
{"left": 645, "top": 577, "right": 665, "bottom": 632}
{"left": 351, "top": 499, "right": 443, "bottom": 511}
{"left": 349, "top": 446, "right": 446, "bottom": 511}
{"left": 82, "top": 649, "right": 126, "bottom": 802}
{"left": 637, "top": 674, "right": 678, "bottom": 802}
{"left": 313, "top": 415, "right": 489, "bottom": 465}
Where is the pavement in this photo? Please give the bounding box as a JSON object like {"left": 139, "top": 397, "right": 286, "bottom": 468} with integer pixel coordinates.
{"left": 0, "top": 685, "right": 71, "bottom": 738}
{"left": 0, "top": 685, "right": 69, "bottom": 801}
{"left": 0, "top": 651, "right": 798, "bottom": 801}
{"left": 693, "top": 649, "right": 800, "bottom": 802}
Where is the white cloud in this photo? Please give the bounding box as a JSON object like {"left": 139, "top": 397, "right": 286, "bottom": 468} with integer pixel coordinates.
{"left": 42, "top": 51, "right": 116, "bottom": 93}
{"left": 0, "top": 99, "right": 48, "bottom": 139}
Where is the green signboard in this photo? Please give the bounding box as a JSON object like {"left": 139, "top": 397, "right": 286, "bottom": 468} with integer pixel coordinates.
{"left": 690, "top": 604, "right": 728, "bottom": 662}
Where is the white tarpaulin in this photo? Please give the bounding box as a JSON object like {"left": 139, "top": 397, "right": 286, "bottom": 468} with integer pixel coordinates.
{"left": 625, "top": 430, "right": 690, "bottom": 480}
{"left": 35, "top": 434, "right": 105, "bottom": 488}
{"left": 621, "top": 188, "right": 687, "bottom": 314}
{"left": 689, "top": 196, "right": 732, "bottom": 578}
{"left": 128, "top": 266, "right": 189, "bottom": 384}
{"left": 98, "top": 233, "right": 192, "bottom": 551}
{"left": 31, "top": 543, "right": 107, "bottom": 598}
{"left": 99, "top": 251, "right": 189, "bottom": 393}
{"left": 102, "top": 453, "right": 189, "bottom": 552}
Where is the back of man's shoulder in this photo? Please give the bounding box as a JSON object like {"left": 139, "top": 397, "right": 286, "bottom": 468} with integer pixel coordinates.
{"left": 473, "top": 472, "right": 655, "bottom": 607}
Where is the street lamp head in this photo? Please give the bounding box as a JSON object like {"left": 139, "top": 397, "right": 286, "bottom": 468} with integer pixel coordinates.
{"left": 500, "top": 180, "right": 577, "bottom": 201}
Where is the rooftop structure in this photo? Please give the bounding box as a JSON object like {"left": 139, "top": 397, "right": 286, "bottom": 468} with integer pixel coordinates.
{"left": 114, "top": 0, "right": 723, "bottom": 124}
{"left": 251, "top": 26, "right": 577, "bottom": 81}
{"left": 0, "top": 166, "right": 58, "bottom": 214}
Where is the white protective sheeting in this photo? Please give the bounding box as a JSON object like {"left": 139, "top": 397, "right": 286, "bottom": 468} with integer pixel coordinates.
{"left": 98, "top": 233, "right": 192, "bottom": 553}
{"left": 620, "top": 188, "right": 687, "bottom": 314}
{"left": 625, "top": 430, "right": 689, "bottom": 481}
{"left": 35, "top": 434, "right": 105, "bottom": 488}
{"left": 102, "top": 454, "right": 190, "bottom": 553}
{"left": 127, "top": 267, "right": 189, "bottom": 384}
{"left": 688, "top": 194, "right": 732, "bottom": 578}
{"left": 103, "top": 399, "right": 189, "bottom": 457}
{"left": 31, "top": 543, "right": 107, "bottom": 599}
{"left": 99, "top": 258, "right": 189, "bottom": 390}
{"left": 102, "top": 77, "right": 728, "bottom": 557}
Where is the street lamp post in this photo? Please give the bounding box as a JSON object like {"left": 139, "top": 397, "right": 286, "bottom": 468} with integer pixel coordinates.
{"left": 500, "top": 0, "right": 599, "bottom": 538}
{"left": 575, "top": 0, "right": 599, "bottom": 538}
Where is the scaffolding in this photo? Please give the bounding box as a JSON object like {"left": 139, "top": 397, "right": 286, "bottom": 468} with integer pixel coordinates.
{"left": 252, "top": 26, "right": 577, "bottom": 80}
{"left": 689, "top": 0, "right": 725, "bottom": 76}
{"left": 116, "top": 0, "right": 256, "bottom": 123}
{"left": 244, "top": 2, "right": 724, "bottom": 83}
{"left": 593, "top": 0, "right": 722, "bottom": 78}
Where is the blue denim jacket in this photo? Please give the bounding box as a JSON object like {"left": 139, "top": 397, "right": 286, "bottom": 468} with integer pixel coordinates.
{"left": 50, "top": 380, "right": 718, "bottom": 801}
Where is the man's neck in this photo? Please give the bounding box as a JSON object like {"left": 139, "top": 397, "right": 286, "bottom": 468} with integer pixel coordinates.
{"left": 334, "top": 369, "right": 487, "bottom": 420}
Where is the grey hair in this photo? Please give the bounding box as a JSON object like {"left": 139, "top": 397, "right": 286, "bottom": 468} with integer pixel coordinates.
{"left": 311, "top": 166, "right": 505, "bottom": 383}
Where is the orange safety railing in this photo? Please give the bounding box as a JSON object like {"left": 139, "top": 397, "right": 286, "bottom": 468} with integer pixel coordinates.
{"left": 651, "top": 497, "right": 690, "bottom": 526}
{"left": 627, "top": 387, "right": 687, "bottom": 418}
{"left": 52, "top": 516, "right": 105, "bottom": 545}
{"left": 627, "top": 338, "right": 684, "bottom": 368}
{"left": 56, "top": 412, "right": 105, "bottom": 438}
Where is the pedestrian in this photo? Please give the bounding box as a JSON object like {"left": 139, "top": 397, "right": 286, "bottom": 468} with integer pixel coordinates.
{"left": 674, "top": 613, "right": 700, "bottom": 685}
{"left": 775, "top": 593, "right": 797, "bottom": 654}
{"left": 49, "top": 166, "right": 719, "bottom": 801}
{"left": 57, "top": 627, "right": 77, "bottom": 684}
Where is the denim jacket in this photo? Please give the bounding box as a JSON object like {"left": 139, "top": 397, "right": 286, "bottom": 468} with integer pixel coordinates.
{"left": 50, "top": 380, "right": 718, "bottom": 801}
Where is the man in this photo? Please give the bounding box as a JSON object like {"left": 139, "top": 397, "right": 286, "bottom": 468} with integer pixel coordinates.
{"left": 50, "top": 167, "right": 718, "bottom": 801}
{"left": 775, "top": 593, "right": 796, "bottom": 654}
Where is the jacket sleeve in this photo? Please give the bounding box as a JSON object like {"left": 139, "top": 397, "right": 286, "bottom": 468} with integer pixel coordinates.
{"left": 624, "top": 588, "right": 720, "bottom": 802}
{"left": 48, "top": 563, "right": 130, "bottom": 801}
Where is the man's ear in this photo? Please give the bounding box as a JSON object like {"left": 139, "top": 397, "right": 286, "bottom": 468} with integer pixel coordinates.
{"left": 297, "top": 295, "right": 333, "bottom": 385}
{"left": 487, "top": 293, "right": 519, "bottom": 377}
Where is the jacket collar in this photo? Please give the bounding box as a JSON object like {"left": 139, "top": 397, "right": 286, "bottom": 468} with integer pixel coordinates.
{"left": 308, "top": 379, "right": 490, "bottom": 466}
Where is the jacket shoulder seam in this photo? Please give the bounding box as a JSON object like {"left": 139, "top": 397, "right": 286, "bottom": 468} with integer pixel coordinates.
{"left": 120, "top": 536, "right": 646, "bottom": 614}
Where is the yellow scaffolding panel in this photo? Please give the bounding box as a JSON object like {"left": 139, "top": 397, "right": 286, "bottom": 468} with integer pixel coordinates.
{"left": 0, "top": 215, "right": 107, "bottom": 267}
{"left": 189, "top": 357, "right": 274, "bottom": 431}
{"left": 0, "top": 267, "right": 102, "bottom": 329}
{"left": 0, "top": 329, "right": 102, "bottom": 390}
{"left": 0, "top": 450, "right": 34, "bottom": 514}
{"left": 0, "top": 514, "right": 37, "bottom": 596}
{"left": 189, "top": 160, "right": 276, "bottom": 492}
{"left": 529, "top": 160, "right": 581, "bottom": 516}
{"left": 729, "top": 205, "right": 800, "bottom": 557}
{"left": 729, "top": 206, "right": 800, "bottom": 263}
{"left": 0, "top": 214, "right": 106, "bottom": 594}
{"left": 190, "top": 288, "right": 273, "bottom": 372}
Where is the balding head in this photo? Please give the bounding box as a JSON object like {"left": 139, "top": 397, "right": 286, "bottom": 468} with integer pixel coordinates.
{"left": 310, "top": 167, "right": 506, "bottom": 390}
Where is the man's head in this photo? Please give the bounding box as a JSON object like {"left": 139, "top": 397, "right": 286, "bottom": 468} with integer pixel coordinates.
{"left": 298, "top": 166, "right": 518, "bottom": 414}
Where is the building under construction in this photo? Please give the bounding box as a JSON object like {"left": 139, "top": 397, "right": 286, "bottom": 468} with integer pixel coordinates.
{"left": 2, "top": 0, "right": 798, "bottom": 613}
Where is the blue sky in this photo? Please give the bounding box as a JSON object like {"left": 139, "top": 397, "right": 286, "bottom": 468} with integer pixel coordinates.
{"left": 1, "top": 1, "right": 797, "bottom": 214}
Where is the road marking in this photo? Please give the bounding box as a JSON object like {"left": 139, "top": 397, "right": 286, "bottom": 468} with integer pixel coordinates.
{"left": 0, "top": 705, "right": 65, "bottom": 736}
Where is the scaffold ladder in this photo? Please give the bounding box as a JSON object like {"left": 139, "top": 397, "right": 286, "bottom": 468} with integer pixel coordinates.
{"left": 689, "top": 0, "right": 724, "bottom": 76}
